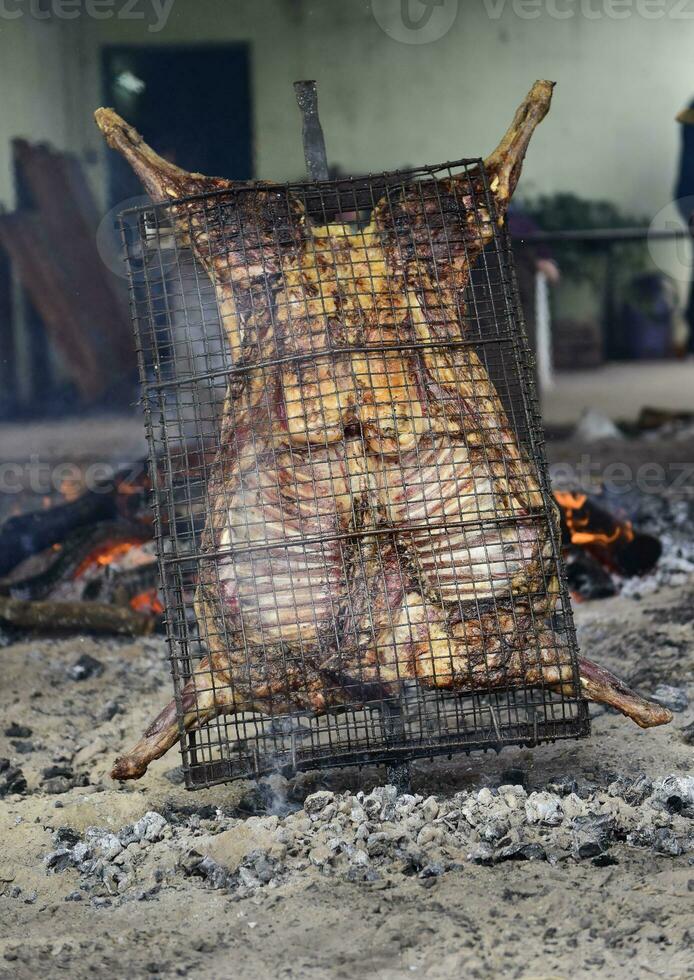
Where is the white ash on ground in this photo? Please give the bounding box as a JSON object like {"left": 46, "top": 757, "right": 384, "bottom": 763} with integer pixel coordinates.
{"left": 619, "top": 496, "right": 694, "bottom": 598}
{"left": 42, "top": 774, "right": 694, "bottom": 907}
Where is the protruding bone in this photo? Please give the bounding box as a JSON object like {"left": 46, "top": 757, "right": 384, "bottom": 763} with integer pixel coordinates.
{"left": 483, "top": 79, "right": 555, "bottom": 215}
{"left": 94, "top": 107, "right": 231, "bottom": 203}
{"left": 577, "top": 656, "right": 672, "bottom": 729}
{"left": 111, "top": 657, "right": 243, "bottom": 781}
{"left": 96, "top": 80, "right": 554, "bottom": 212}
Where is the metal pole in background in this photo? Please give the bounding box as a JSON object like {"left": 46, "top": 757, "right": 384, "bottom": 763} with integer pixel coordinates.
{"left": 293, "top": 80, "right": 330, "bottom": 181}
{"left": 535, "top": 269, "right": 554, "bottom": 392}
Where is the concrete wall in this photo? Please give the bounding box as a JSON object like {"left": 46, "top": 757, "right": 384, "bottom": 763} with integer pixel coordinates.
{"left": 1, "top": 1, "right": 691, "bottom": 221}
{"left": 0, "top": 18, "right": 84, "bottom": 207}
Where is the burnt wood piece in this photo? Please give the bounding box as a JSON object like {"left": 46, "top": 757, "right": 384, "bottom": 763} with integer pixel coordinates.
{"left": 0, "top": 211, "right": 102, "bottom": 398}
{"left": 0, "top": 595, "right": 153, "bottom": 636}
{"left": 12, "top": 139, "right": 135, "bottom": 377}
{"left": 0, "top": 520, "right": 153, "bottom": 600}
{"left": 0, "top": 463, "right": 148, "bottom": 578}
{"left": 557, "top": 494, "right": 662, "bottom": 577}
{"left": 96, "top": 81, "right": 672, "bottom": 782}
{"left": 564, "top": 550, "right": 617, "bottom": 601}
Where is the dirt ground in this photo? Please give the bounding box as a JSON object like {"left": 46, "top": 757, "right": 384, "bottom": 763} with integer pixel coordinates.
{"left": 0, "top": 421, "right": 692, "bottom": 979}
{"left": 0, "top": 573, "right": 692, "bottom": 980}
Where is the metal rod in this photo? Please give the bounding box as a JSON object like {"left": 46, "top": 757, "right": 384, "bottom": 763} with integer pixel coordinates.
{"left": 294, "top": 80, "right": 330, "bottom": 181}
{"left": 514, "top": 226, "right": 690, "bottom": 244}
{"left": 382, "top": 699, "right": 411, "bottom": 795}
{"left": 140, "top": 332, "right": 521, "bottom": 394}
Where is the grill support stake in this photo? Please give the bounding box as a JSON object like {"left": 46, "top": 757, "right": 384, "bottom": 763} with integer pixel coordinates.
{"left": 294, "top": 79, "right": 330, "bottom": 181}
{"left": 383, "top": 699, "right": 412, "bottom": 794}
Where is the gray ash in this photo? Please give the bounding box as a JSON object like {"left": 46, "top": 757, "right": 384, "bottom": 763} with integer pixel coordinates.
{"left": 43, "top": 774, "right": 693, "bottom": 906}
{"left": 619, "top": 495, "right": 694, "bottom": 598}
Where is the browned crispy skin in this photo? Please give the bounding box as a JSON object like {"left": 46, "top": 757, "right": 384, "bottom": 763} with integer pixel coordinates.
{"left": 97, "top": 82, "right": 671, "bottom": 782}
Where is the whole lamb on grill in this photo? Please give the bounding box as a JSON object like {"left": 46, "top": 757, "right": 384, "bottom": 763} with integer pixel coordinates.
{"left": 95, "top": 81, "right": 671, "bottom": 780}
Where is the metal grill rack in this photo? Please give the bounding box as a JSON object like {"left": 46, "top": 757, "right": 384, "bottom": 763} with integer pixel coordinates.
{"left": 121, "top": 158, "right": 590, "bottom": 789}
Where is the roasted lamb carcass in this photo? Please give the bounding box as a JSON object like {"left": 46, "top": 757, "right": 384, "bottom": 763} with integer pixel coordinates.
{"left": 96, "top": 81, "right": 670, "bottom": 781}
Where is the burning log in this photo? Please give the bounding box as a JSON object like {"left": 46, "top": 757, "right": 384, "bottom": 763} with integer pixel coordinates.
{"left": 564, "top": 550, "right": 617, "bottom": 602}
{"left": 555, "top": 492, "right": 661, "bottom": 578}
{"left": 96, "top": 81, "right": 672, "bottom": 782}
{"left": 1, "top": 521, "right": 154, "bottom": 596}
{"left": 129, "top": 588, "right": 164, "bottom": 616}
{"left": 0, "top": 468, "right": 163, "bottom": 634}
{"left": 0, "top": 595, "right": 154, "bottom": 636}
{"left": 0, "top": 463, "right": 148, "bottom": 578}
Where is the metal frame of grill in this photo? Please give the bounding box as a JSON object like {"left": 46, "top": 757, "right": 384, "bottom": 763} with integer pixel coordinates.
{"left": 120, "top": 158, "right": 590, "bottom": 790}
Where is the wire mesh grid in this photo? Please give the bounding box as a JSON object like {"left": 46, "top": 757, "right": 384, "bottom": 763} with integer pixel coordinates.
{"left": 120, "top": 158, "right": 590, "bottom": 789}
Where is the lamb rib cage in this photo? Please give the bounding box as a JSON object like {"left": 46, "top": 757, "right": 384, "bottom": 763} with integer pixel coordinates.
{"left": 120, "top": 156, "right": 590, "bottom": 789}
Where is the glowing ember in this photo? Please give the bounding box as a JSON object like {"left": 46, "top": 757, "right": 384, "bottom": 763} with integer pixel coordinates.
{"left": 130, "top": 589, "right": 164, "bottom": 615}
{"left": 73, "top": 538, "right": 151, "bottom": 580}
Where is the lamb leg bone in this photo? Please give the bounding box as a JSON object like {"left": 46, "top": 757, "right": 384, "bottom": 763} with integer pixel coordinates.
{"left": 577, "top": 656, "right": 672, "bottom": 728}
{"left": 111, "top": 657, "right": 244, "bottom": 781}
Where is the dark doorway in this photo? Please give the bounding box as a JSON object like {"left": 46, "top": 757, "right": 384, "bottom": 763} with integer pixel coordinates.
{"left": 102, "top": 44, "right": 253, "bottom": 207}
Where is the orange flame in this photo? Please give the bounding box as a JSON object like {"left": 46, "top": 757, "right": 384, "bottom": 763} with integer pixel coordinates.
{"left": 130, "top": 589, "right": 164, "bottom": 616}
{"left": 554, "top": 491, "right": 587, "bottom": 510}
{"left": 554, "top": 491, "right": 634, "bottom": 549}
{"left": 73, "top": 539, "right": 149, "bottom": 579}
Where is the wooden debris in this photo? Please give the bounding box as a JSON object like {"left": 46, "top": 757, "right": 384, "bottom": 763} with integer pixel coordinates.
{"left": 0, "top": 595, "right": 154, "bottom": 636}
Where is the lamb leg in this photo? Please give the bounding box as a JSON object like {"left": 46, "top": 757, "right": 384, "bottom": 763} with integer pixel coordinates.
{"left": 576, "top": 656, "right": 672, "bottom": 728}
{"left": 358, "top": 584, "right": 672, "bottom": 731}
{"left": 94, "top": 108, "right": 228, "bottom": 204}
{"left": 111, "top": 657, "right": 245, "bottom": 780}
